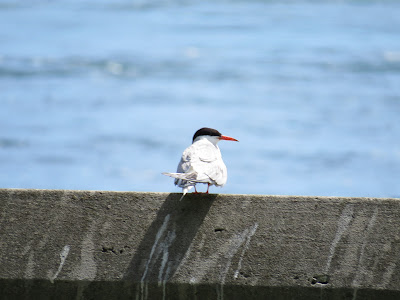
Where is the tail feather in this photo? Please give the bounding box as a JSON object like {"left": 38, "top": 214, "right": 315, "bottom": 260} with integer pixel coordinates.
{"left": 162, "top": 172, "right": 197, "bottom": 182}
{"left": 162, "top": 172, "right": 210, "bottom": 184}
{"left": 163, "top": 173, "right": 195, "bottom": 201}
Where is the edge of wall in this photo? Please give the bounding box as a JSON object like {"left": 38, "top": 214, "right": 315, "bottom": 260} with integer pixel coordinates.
{"left": 1, "top": 189, "right": 400, "bottom": 300}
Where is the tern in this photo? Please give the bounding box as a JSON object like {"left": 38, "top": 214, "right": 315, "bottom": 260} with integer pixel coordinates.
{"left": 163, "top": 127, "right": 238, "bottom": 199}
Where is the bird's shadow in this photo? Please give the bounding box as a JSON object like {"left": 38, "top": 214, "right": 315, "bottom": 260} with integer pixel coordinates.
{"left": 123, "top": 192, "right": 216, "bottom": 284}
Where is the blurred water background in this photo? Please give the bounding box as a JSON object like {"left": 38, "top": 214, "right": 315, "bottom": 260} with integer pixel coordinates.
{"left": 1, "top": 0, "right": 399, "bottom": 197}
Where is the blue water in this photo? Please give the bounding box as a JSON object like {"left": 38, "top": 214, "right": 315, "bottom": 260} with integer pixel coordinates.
{"left": 1, "top": 0, "right": 400, "bottom": 197}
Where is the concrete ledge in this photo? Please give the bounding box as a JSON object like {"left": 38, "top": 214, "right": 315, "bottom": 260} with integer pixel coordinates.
{"left": 1, "top": 189, "right": 400, "bottom": 299}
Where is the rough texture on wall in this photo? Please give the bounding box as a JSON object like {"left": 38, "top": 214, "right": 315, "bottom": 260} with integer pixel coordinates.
{"left": 0, "top": 189, "right": 400, "bottom": 300}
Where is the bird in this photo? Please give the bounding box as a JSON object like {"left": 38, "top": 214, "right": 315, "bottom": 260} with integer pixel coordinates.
{"left": 162, "top": 127, "right": 238, "bottom": 199}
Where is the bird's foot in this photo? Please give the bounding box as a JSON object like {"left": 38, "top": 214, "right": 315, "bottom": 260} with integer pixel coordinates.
{"left": 191, "top": 185, "right": 210, "bottom": 194}
{"left": 206, "top": 183, "right": 210, "bottom": 194}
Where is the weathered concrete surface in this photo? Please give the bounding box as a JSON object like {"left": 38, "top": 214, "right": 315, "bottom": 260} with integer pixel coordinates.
{"left": 1, "top": 189, "right": 400, "bottom": 299}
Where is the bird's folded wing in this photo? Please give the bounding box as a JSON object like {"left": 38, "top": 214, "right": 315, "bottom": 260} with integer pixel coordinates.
{"left": 204, "top": 164, "right": 226, "bottom": 186}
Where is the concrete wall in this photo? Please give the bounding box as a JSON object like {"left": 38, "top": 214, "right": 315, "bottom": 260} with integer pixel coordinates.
{"left": 1, "top": 189, "right": 400, "bottom": 300}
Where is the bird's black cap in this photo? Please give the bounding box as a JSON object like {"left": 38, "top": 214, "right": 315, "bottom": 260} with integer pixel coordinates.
{"left": 192, "top": 127, "right": 221, "bottom": 143}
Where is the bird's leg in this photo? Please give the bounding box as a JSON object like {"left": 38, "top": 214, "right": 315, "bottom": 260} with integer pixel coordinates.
{"left": 193, "top": 185, "right": 198, "bottom": 194}
{"left": 206, "top": 183, "right": 210, "bottom": 194}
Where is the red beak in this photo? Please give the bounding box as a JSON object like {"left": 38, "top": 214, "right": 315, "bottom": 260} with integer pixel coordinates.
{"left": 219, "top": 135, "right": 239, "bottom": 142}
